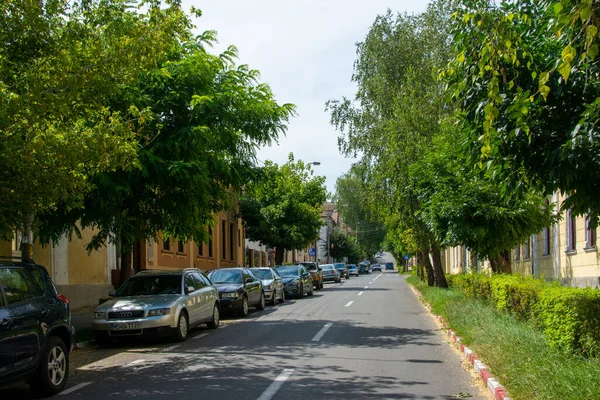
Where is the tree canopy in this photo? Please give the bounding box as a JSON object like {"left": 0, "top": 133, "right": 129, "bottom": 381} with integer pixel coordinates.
{"left": 240, "top": 155, "right": 327, "bottom": 265}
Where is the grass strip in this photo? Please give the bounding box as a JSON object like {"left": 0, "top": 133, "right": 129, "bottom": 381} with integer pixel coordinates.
{"left": 407, "top": 276, "right": 600, "bottom": 400}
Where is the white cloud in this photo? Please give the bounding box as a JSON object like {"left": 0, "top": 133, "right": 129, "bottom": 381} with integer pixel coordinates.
{"left": 183, "top": 0, "right": 430, "bottom": 194}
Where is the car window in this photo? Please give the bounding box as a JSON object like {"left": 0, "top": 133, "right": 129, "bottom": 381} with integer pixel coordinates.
{"left": 208, "top": 269, "right": 242, "bottom": 284}
{"left": 185, "top": 274, "right": 199, "bottom": 292}
{"left": 24, "top": 268, "right": 45, "bottom": 297}
{"left": 198, "top": 272, "right": 212, "bottom": 286}
{"left": 115, "top": 275, "right": 182, "bottom": 296}
{"left": 0, "top": 268, "right": 33, "bottom": 305}
{"left": 251, "top": 269, "right": 273, "bottom": 280}
{"left": 191, "top": 272, "right": 207, "bottom": 289}
{"left": 277, "top": 267, "right": 300, "bottom": 277}
{"left": 243, "top": 270, "right": 255, "bottom": 282}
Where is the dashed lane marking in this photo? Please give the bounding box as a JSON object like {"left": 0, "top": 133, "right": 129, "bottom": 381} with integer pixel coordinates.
{"left": 311, "top": 322, "right": 333, "bottom": 342}
{"left": 193, "top": 333, "right": 210, "bottom": 340}
{"left": 358, "top": 291, "right": 363, "bottom": 296}
{"left": 345, "top": 301, "right": 354, "bottom": 307}
{"left": 257, "top": 368, "right": 295, "bottom": 400}
{"left": 60, "top": 382, "right": 93, "bottom": 395}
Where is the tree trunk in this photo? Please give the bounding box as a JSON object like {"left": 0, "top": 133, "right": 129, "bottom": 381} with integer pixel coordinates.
{"left": 422, "top": 248, "right": 435, "bottom": 287}
{"left": 119, "top": 250, "right": 132, "bottom": 287}
{"left": 490, "top": 250, "right": 511, "bottom": 274}
{"left": 275, "top": 247, "right": 285, "bottom": 265}
{"left": 19, "top": 214, "right": 35, "bottom": 261}
{"left": 418, "top": 251, "right": 425, "bottom": 281}
{"left": 430, "top": 245, "right": 448, "bottom": 288}
{"left": 132, "top": 240, "right": 142, "bottom": 273}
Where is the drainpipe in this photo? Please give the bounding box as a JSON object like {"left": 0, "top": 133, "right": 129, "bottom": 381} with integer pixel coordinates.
{"left": 553, "top": 192, "right": 560, "bottom": 280}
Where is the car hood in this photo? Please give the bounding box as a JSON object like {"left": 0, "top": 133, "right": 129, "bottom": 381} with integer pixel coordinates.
{"left": 213, "top": 283, "right": 243, "bottom": 293}
{"left": 281, "top": 277, "right": 299, "bottom": 284}
{"left": 95, "top": 295, "right": 180, "bottom": 312}
{"left": 261, "top": 279, "right": 274, "bottom": 286}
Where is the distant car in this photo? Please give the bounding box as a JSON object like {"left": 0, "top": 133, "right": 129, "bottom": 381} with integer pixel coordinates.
{"left": 251, "top": 267, "right": 285, "bottom": 305}
{"left": 347, "top": 264, "right": 358, "bottom": 276}
{"left": 277, "top": 266, "right": 314, "bottom": 298}
{"left": 320, "top": 264, "right": 341, "bottom": 283}
{"left": 334, "top": 263, "right": 349, "bottom": 279}
{"left": 372, "top": 264, "right": 382, "bottom": 272}
{"left": 208, "top": 268, "right": 265, "bottom": 317}
{"left": 296, "top": 262, "right": 323, "bottom": 290}
{"left": 358, "top": 262, "right": 371, "bottom": 274}
{"left": 385, "top": 262, "right": 395, "bottom": 270}
{"left": 0, "top": 258, "right": 75, "bottom": 396}
{"left": 93, "top": 268, "right": 220, "bottom": 344}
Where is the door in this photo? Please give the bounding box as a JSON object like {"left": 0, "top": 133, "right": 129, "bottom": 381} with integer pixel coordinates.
{"left": 0, "top": 285, "right": 13, "bottom": 378}
{"left": 243, "top": 269, "right": 260, "bottom": 304}
{"left": 183, "top": 273, "right": 201, "bottom": 325}
{"left": 192, "top": 272, "right": 211, "bottom": 321}
{"left": 300, "top": 267, "right": 311, "bottom": 293}
{"left": 0, "top": 267, "right": 43, "bottom": 375}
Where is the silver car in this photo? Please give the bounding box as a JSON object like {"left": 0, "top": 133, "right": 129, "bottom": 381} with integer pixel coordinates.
{"left": 92, "top": 268, "right": 220, "bottom": 344}
{"left": 250, "top": 267, "right": 285, "bottom": 305}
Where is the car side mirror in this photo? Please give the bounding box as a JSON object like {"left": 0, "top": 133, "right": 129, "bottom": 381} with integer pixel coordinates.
{"left": 108, "top": 290, "right": 116, "bottom": 297}
{"left": 186, "top": 286, "right": 195, "bottom": 294}
{"left": 318, "top": 268, "right": 322, "bottom": 271}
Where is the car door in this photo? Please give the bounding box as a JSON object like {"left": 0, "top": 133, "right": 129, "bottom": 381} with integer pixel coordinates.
{"left": 191, "top": 272, "right": 211, "bottom": 321}
{"left": 183, "top": 273, "right": 201, "bottom": 325}
{"left": 0, "top": 282, "right": 13, "bottom": 378}
{"left": 243, "top": 269, "right": 260, "bottom": 304}
{"left": 300, "top": 267, "right": 311, "bottom": 293}
{"left": 0, "top": 267, "right": 43, "bottom": 374}
{"left": 271, "top": 269, "right": 284, "bottom": 295}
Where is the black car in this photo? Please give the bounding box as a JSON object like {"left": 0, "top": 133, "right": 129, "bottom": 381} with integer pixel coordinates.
{"left": 207, "top": 268, "right": 265, "bottom": 317}
{"left": 334, "top": 263, "right": 349, "bottom": 279}
{"left": 358, "top": 262, "right": 371, "bottom": 274}
{"left": 276, "top": 266, "right": 314, "bottom": 298}
{"left": 0, "top": 257, "right": 75, "bottom": 396}
{"left": 295, "top": 262, "right": 323, "bottom": 290}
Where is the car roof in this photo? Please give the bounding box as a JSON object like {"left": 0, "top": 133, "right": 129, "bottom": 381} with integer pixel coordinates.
{"left": 134, "top": 268, "right": 200, "bottom": 276}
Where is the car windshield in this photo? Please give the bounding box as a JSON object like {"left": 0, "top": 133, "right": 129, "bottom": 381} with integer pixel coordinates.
{"left": 251, "top": 269, "right": 273, "bottom": 280}
{"left": 115, "top": 275, "right": 181, "bottom": 297}
{"left": 298, "top": 263, "right": 316, "bottom": 270}
{"left": 347, "top": 265, "right": 357, "bottom": 268}
{"left": 334, "top": 263, "right": 346, "bottom": 268}
{"left": 320, "top": 264, "right": 335, "bottom": 270}
{"left": 277, "top": 267, "right": 300, "bottom": 277}
{"left": 208, "top": 269, "right": 243, "bottom": 284}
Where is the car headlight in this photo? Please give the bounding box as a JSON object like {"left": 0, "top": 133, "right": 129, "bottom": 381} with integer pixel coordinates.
{"left": 147, "top": 308, "right": 170, "bottom": 317}
{"left": 263, "top": 284, "right": 271, "bottom": 291}
{"left": 286, "top": 280, "right": 298, "bottom": 287}
{"left": 93, "top": 312, "right": 105, "bottom": 319}
{"left": 221, "top": 292, "right": 239, "bottom": 299}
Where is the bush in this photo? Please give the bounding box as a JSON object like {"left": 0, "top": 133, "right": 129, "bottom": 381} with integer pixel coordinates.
{"left": 448, "top": 272, "right": 600, "bottom": 358}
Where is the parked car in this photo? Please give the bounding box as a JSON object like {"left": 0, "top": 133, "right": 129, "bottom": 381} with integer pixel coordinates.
{"left": 93, "top": 268, "right": 220, "bottom": 344}
{"left": 319, "top": 264, "right": 341, "bottom": 283}
{"left": 251, "top": 267, "right": 285, "bottom": 305}
{"left": 347, "top": 264, "right": 359, "bottom": 276}
{"left": 208, "top": 268, "right": 265, "bottom": 317}
{"left": 276, "top": 266, "right": 314, "bottom": 298}
{"left": 371, "top": 264, "right": 382, "bottom": 272}
{"left": 296, "top": 262, "right": 323, "bottom": 290}
{"left": 358, "top": 262, "right": 371, "bottom": 274}
{"left": 385, "top": 262, "right": 395, "bottom": 270}
{"left": 0, "top": 257, "right": 75, "bottom": 396}
{"left": 334, "top": 263, "right": 349, "bottom": 279}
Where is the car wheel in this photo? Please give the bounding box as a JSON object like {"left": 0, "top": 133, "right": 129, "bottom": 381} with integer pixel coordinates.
{"left": 207, "top": 303, "right": 220, "bottom": 329}
{"left": 239, "top": 295, "right": 249, "bottom": 317}
{"left": 31, "top": 336, "right": 69, "bottom": 396}
{"left": 94, "top": 331, "right": 112, "bottom": 347}
{"left": 280, "top": 290, "right": 285, "bottom": 303}
{"left": 173, "top": 311, "right": 189, "bottom": 342}
{"left": 308, "top": 285, "right": 314, "bottom": 296}
{"left": 320, "top": 281, "right": 324, "bottom": 289}
{"left": 256, "top": 291, "right": 266, "bottom": 311}
{"left": 270, "top": 290, "right": 277, "bottom": 306}
{"left": 298, "top": 283, "right": 304, "bottom": 298}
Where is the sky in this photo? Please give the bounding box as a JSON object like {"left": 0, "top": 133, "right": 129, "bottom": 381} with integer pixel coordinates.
{"left": 184, "top": 0, "right": 430, "bottom": 195}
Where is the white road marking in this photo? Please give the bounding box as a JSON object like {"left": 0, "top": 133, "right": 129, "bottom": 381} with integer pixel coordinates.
{"left": 60, "top": 382, "right": 92, "bottom": 395}
{"left": 358, "top": 291, "right": 363, "bottom": 296}
{"left": 257, "top": 368, "right": 295, "bottom": 400}
{"left": 369, "top": 281, "right": 374, "bottom": 284}
{"left": 364, "top": 286, "right": 369, "bottom": 289}
{"left": 127, "top": 359, "right": 147, "bottom": 366}
{"left": 345, "top": 301, "right": 354, "bottom": 307}
{"left": 311, "top": 322, "right": 333, "bottom": 342}
{"left": 193, "top": 332, "right": 210, "bottom": 340}
{"left": 164, "top": 344, "right": 181, "bottom": 351}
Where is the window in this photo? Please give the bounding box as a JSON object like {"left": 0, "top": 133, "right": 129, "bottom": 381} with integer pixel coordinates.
{"left": 191, "top": 273, "right": 207, "bottom": 289}
{"left": 566, "top": 208, "right": 576, "bottom": 252}
{"left": 586, "top": 215, "right": 597, "bottom": 248}
{"left": 542, "top": 227, "right": 551, "bottom": 256}
{"left": 0, "top": 268, "right": 33, "bottom": 305}
{"left": 184, "top": 274, "right": 198, "bottom": 293}
{"left": 523, "top": 238, "right": 531, "bottom": 260}
{"left": 163, "top": 237, "right": 171, "bottom": 251}
{"left": 514, "top": 245, "right": 521, "bottom": 261}
{"left": 208, "top": 227, "right": 213, "bottom": 258}
{"left": 238, "top": 229, "right": 241, "bottom": 247}
{"left": 222, "top": 220, "right": 227, "bottom": 260}
{"left": 177, "top": 240, "right": 185, "bottom": 253}
{"left": 230, "top": 223, "right": 235, "bottom": 260}
{"left": 198, "top": 241, "right": 203, "bottom": 257}
{"left": 25, "top": 268, "right": 45, "bottom": 297}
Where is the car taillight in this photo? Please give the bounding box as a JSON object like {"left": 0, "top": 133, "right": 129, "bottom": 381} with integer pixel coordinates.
{"left": 57, "top": 294, "right": 69, "bottom": 305}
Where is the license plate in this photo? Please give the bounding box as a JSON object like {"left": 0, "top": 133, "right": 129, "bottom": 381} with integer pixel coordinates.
{"left": 110, "top": 322, "right": 140, "bottom": 330}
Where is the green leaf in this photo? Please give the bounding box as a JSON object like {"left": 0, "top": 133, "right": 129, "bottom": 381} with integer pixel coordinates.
{"left": 561, "top": 45, "right": 576, "bottom": 64}
{"left": 554, "top": 2, "right": 563, "bottom": 15}
{"left": 540, "top": 84, "right": 550, "bottom": 101}
{"left": 580, "top": 6, "right": 592, "bottom": 21}
{"left": 558, "top": 62, "right": 571, "bottom": 82}
{"left": 457, "top": 52, "right": 465, "bottom": 64}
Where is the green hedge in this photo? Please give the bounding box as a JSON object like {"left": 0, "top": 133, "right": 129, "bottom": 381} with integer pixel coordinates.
{"left": 447, "top": 273, "right": 600, "bottom": 358}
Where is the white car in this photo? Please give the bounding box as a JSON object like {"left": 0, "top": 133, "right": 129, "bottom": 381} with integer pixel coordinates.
{"left": 92, "top": 268, "right": 220, "bottom": 344}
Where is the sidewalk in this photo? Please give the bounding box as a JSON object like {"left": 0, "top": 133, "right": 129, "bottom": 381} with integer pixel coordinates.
{"left": 71, "top": 312, "right": 95, "bottom": 346}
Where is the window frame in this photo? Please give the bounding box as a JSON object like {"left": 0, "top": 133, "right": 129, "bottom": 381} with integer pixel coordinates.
{"left": 0, "top": 267, "right": 34, "bottom": 306}
{"left": 566, "top": 208, "right": 576, "bottom": 252}
{"left": 221, "top": 220, "right": 227, "bottom": 260}
{"left": 177, "top": 240, "right": 185, "bottom": 254}
{"left": 585, "top": 214, "right": 597, "bottom": 249}
{"left": 523, "top": 238, "right": 531, "bottom": 260}
{"left": 208, "top": 227, "right": 214, "bottom": 258}
{"left": 514, "top": 245, "right": 521, "bottom": 261}
{"left": 163, "top": 237, "right": 171, "bottom": 252}
{"left": 542, "top": 227, "right": 551, "bottom": 256}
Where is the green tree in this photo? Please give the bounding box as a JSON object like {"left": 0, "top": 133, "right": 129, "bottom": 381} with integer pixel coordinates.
{"left": 0, "top": 0, "right": 194, "bottom": 257}
{"left": 329, "top": 227, "right": 362, "bottom": 264}
{"left": 37, "top": 34, "right": 295, "bottom": 282}
{"left": 240, "top": 155, "right": 327, "bottom": 265}
{"left": 447, "top": 0, "right": 600, "bottom": 219}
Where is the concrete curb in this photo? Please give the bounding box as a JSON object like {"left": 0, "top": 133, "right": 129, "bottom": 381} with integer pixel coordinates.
{"left": 410, "top": 285, "right": 512, "bottom": 400}
{"left": 74, "top": 340, "right": 96, "bottom": 349}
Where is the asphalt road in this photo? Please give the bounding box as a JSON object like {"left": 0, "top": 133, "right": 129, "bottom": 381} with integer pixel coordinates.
{"left": 2, "top": 271, "right": 489, "bottom": 400}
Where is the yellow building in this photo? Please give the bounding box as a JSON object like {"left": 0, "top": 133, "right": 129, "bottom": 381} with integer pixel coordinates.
{"left": 1, "top": 210, "right": 245, "bottom": 312}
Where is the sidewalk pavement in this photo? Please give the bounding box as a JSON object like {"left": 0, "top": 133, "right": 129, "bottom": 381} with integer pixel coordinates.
{"left": 72, "top": 312, "right": 93, "bottom": 332}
